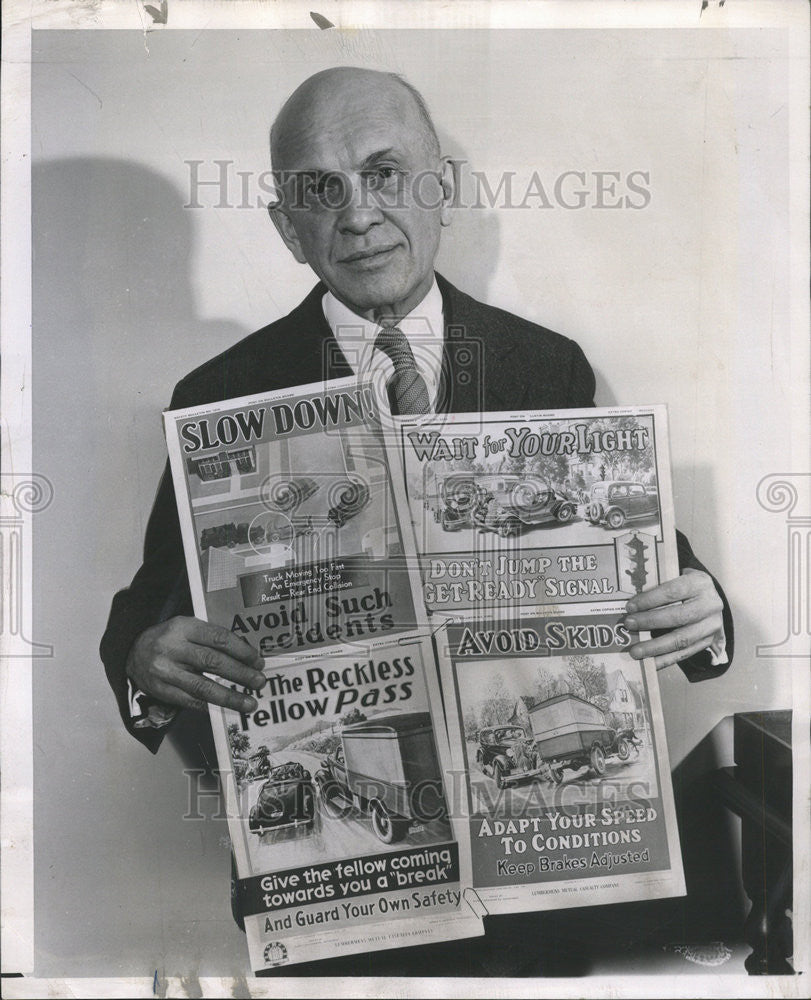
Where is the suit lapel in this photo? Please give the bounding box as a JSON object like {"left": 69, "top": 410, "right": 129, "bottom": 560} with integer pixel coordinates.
{"left": 272, "top": 282, "right": 354, "bottom": 386}
{"left": 436, "top": 273, "right": 523, "bottom": 413}
{"left": 285, "top": 274, "right": 524, "bottom": 411}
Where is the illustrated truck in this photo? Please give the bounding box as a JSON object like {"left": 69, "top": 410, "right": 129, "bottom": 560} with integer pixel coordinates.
{"left": 315, "top": 712, "right": 446, "bottom": 843}
{"left": 528, "top": 693, "right": 631, "bottom": 781}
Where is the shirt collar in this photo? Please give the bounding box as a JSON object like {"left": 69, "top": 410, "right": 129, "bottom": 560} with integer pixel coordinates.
{"left": 322, "top": 278, "right": 444, "bottom": 370}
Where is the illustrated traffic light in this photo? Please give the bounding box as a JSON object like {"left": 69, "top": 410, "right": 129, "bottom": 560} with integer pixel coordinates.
{"left": 624, "top": 534, "right": 648, "bottom": 593}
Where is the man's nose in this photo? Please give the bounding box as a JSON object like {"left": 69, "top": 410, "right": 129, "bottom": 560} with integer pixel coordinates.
{"left": 336, "top": 177, "right": 384, "bottom": 233}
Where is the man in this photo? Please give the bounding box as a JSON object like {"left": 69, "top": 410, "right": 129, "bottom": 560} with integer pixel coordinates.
{"left": 100, "top": 68, "right": 732, "bottom": 973}
{"left": 101, "top": 68, "right": 730, "bottom": 750}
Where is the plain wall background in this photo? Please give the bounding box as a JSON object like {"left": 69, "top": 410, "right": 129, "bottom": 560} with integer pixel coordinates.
{"left": 30, "top": 27, "right": 798, "bottom": 976}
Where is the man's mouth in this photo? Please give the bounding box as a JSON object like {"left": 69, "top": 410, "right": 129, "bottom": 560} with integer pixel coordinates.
{"left": 339, "top": 245, "right": 399, "bottom": 263}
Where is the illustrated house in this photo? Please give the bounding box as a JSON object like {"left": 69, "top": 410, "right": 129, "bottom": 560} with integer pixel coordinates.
{"left": 187, "top": 446, "right": 257, "bottom": 482}
{"left": 605, "top": 667, "right": 633, "bottom": 728}
{"left": 605, "top": 668, "right": 649, "bottom": 742}
{"left": 187, "top": 439, "right": 268, "bottom": 507}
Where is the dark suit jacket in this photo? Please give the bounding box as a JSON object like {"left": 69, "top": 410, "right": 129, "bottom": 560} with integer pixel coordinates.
{"left": 100, "top": 273, "right": 733, "bottom": 753}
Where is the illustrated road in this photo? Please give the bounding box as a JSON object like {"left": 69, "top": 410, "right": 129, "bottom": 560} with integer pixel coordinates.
{"left": 416, "top": 509, "right": 661, "bottom": 554}
{"left": 464, "top": 741, "right": 659, "bottom": 815}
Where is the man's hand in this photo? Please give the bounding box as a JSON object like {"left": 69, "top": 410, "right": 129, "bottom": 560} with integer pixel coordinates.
{"left": 126, "top": 616, "right": 265, "bottom": 713}
{"left": 622, "top": 568, "right": 724, "bottom": 671}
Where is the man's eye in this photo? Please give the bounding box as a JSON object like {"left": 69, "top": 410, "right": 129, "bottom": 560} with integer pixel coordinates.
{"left": 363, "top": 166, "right": 401, "bottom": 191}
{"left": 315, "top": 173, "right": 348, "bottom": 206}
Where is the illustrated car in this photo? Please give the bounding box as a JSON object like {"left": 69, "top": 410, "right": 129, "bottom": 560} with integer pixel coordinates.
{"left": 439, "top": 474, "right": 576, "bottom": 536}
{"left": 438, "top": 490, "right": 476, "bottom": 532}
{"left": 475, "top": 488, "right": 576, "bottom": 537}
{"left": 475, "top": 725, "right": 546, "bottom": 789}
{"left": 242, "top": 746, "right": 273, "bottom": 782}
{"left": 201, "top": 516, "right": 316, "bottom": 554}
{"left": 315, "top": 712, "right": 447, "bottom": 843}
{"left": 248, "top": 761, "right": 316, "bottom": 835}
{"left": 200, "top": 521, "right": 250, "bottom": 551}
{"left": 265, "top": 476, "right": 320, "bottom": 513}
{"left": 528, "top": 694, "right": 632, "bottom": 781}
{"left": 585, "top": 481, "right": 658, "bottom": 530}
{"left": 327, "top": 481, "right": 370, "bottom": 527}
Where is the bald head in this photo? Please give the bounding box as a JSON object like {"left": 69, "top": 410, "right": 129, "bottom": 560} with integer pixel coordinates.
{"left": 270, "top": 67, "right": 440, "bottom": 173}
{"left": 266, "top": 65, "right": 454, "bottom": 322}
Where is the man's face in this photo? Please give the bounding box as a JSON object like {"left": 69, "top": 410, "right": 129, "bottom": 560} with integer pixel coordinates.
{"left": 270, "top": 75, "right": 454, "bottom": 320}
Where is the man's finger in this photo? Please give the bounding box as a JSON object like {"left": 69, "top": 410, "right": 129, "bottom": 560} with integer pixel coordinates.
{"left": 625, "top": 571, "right": 711, "bottom": 613}
{"left": 654, "top": 635, "right": 721, "bottom": 672}
{"left": 172, "top": 669, "right": 259, "bottom": 713}
{"left": 628, "top": 622, "right": 719, "bottom": 661}
{"left": 186, "top": 619, "right": 265, "bottom": 668}
{"left": 149, "top": 678, "right": 207, "bottom": 714}
{"left": 623, "top": 598, "right": 720, "bottom": 634}
{"left": 183, "top": 642, "right": 266, "bottom": 690}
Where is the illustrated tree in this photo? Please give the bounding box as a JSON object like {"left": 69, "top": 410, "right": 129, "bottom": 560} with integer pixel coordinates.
{"left": 407, "top": 469, "right": 426, "bottom": 500}
{"left": 452, "top": 453, "right": 480, "bottom": 473}
{"left": 576, "top": 416, "right": 654, "bottom": 484}
{"left": 463, "top": 704, "right": 480, "bottom": 742}
{"left": 340, "top": 707, "right": 367, "bottom": 726}
{"left": 501, "top": 450, "right": 527, "bottom": 478}
{"left": 593, "top": 422, "right": 624, "bottom": 481}
{"left": 512, "top": 420, "right": 574, "bottom": 488}
{"left": 523, "top": 450, "right": 568, "bottom": 489}
{"left": 534, "top": 665, "right": 563, "bottom": 703}
{"left": 477, "top": 672, "right": 515, "bottom": 729}
{"left": 228, "top": 722, "right": 250, "bottom": 758}
{"left": 228, "top": 723, "right": 251, "bottom": 787}
{"left": 616, "top": 434, "right": 655, "bottom": 483}
{"left": 564, "top": 655, "right": 609, "bottom": 711}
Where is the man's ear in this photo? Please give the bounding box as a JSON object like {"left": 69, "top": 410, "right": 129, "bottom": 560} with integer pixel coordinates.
{"left": 267, "top": 203, "right": 308, "bottom": 264}
{"left": 438, "top": 156, "right": 457, "bottom": 228}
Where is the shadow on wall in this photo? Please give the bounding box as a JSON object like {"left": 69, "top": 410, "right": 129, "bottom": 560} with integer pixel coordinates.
{"left": 30, "top": 159, "right": 255, "bottom": 976}
{"left": 32, "top": 157, "right": 249, "bottom": 429}
{"left": 31, "top": 159, "right": 251, "bottom": 842}
{"left": 32, "top": 156, "right": 250, "bottom": 598}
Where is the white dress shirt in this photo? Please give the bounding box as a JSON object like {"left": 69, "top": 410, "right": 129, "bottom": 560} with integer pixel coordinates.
{"left": 322, "top": 277, "right": 445, "bottom": 412}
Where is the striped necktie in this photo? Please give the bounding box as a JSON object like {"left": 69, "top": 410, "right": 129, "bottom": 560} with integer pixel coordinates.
{"left": 374, "top": 326, "right": 431, "bottom": 415}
